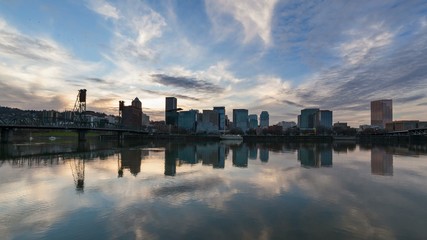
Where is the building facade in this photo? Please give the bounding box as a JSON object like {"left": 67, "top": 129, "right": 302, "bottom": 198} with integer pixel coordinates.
{"left": 165, "top": 97, "right": 178, "bottom": 126}
{"left": 260, "top": 111, "right": 269, "bottom": 128}
{"left": 213, "top": 106, "right": 225, "bottom": 131}
{"left": 248, "top": 114, "right": 258, "bottom": 129}
{"left": 300, "top": 108, "right": 319, "bottom": 129}
{"left": 121, "top": 97, "right": 142, "bottom": 129}
{"left": 371, "top": 99, "right": 392, "bottom": 128}
{"left": 233, "top": 109, "right": 249, "bottom": 132}
{"left": 197, "top": 110, "right": 219, "bottom": 133}
{"left": 178, "top": 110, "right": 198, "bottom": 132}
{"left": 318, "top": 110, "right": 333, "bottom": 129}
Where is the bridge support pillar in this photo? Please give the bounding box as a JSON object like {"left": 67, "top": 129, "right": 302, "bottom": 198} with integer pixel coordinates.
{"left": 77, "top": 130, "right": 87, "bottom": 142}
{"left": 1, "top": 128, "right": 11, "bottom": 144}
{"left": 117, "top": 132, "right": 124, "bottom": 146}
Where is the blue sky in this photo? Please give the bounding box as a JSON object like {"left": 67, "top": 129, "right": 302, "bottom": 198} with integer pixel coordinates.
{"left": 0, "top": 0, "right": 426, "bottom": 126}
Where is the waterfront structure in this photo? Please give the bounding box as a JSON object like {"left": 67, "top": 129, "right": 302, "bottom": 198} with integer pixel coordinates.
{"left": 300, "top": 108, "right": 320, "bottom": 129}
{"left": 318, "top": 110, "right": 333, "bottom": 129}
{"left": 248, "top": 114, "right": 258, "bottom": 129}
{"left": 233, "top": 109, "right": 249, "bottom": 132}
{"left": 213, "top": 106, "right": 226, "bottom": 131}
{"left": 178, "top": 110, "right": 198, "bottom": 132}
{"left": 165, "top": 97, "right": 178, "bottom": 126}
{"left": 260, "top": 111, "right": 269, "bottom": 128}
{"left": 121, "top": 97, "right": 142, "bottom": 129}
{"left": 385, "top": 120, "right": 419, "bottom": 132}
{"left": 141, "top": 112, "right": 150, "bottom": 126}
{"left": 300, "top": 108, "right": 333, "bottom": 130}
{"left": 197, "top": 110, "right": 219, "bottom": 133}
{"left": 371, "top": 99, "right": 392, "bottom": 128}
{"left": 277, "top": 121, "right": 297, "bottom": 129}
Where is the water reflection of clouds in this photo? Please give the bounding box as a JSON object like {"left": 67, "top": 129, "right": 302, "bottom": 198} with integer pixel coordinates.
{"left": 2, "top": 142, "right": 427, "bottom": 238}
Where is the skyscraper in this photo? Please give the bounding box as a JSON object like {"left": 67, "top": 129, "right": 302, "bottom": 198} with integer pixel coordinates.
{"left": 248, "top": 114, "right": 258, "bottom": 129}
{"left": 371, "top": 99, "right": 392, "bottom": 128}
{"left": 300, "top": 108, "right": 319, "bottom": 129}
{"left": 233, "top": 109, "right": 249, "bottom": 132}
{"left": 165, "top": 97, "right": 178, "bottom": 125}
{"left": 318, "top": 110, "right": 333, "bottom": 129}
{"left": 213, "top": 106, "right": 225, "bottom": 131}
{"left": 260, "top": 111, "right": 269, "bottom": 128}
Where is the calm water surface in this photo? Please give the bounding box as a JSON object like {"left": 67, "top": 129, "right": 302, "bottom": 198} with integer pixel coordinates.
{"left": 1, "top": 140, "right": 427, "bottom": 239}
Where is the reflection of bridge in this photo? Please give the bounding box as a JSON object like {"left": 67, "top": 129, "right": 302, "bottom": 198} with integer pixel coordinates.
{"left": 0, "top": 121, "right": 149, "bottom": 143}
{"left": 0, "top": 89, "right": 148, "bottom": 143}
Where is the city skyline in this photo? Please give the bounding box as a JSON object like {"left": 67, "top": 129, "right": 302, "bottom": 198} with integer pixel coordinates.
{"left": 1, "top": 1, "right": 427, "bottom": 126}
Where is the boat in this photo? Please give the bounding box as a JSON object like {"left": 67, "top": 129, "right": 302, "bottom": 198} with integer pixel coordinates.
{"left": 48, "top": 136, "right": 56, "bottom": 141}
{"left": 220, "top": 134, "right": 243, "bottom": 140}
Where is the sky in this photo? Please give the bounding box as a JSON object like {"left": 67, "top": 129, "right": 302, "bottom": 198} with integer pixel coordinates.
{"left": 0, "top": 0, "right": 426, "bottom": 126}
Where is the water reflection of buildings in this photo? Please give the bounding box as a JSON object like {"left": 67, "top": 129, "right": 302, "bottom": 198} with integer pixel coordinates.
{"left": 259, "top": 147, "right": 269, "bottom": 162}
{"left": 118, "top": 149, "right": 148, "bottom": 177}
{"left": 371, "top": 148, "right": 393, "bottom": 176}
{"left": 297, "top": 144, "right": 332, "bottom": 168}
{"left": 165, "top": 147, "right": 177, "bottom": 176}
{"left": 232, "top": 145, "right": 248, "bottom": 168}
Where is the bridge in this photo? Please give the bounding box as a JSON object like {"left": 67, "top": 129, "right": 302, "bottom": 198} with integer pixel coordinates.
{"left": 0, "top": 89, "right": 149, "bottom": 143}
{"left": 385, "top": 128, "right": 427, "bottom": 136}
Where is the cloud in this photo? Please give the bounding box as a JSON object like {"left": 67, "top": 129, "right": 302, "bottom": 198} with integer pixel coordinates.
{"left": 0, "top": 18, "right": 102, "bottom": 110}
{"left": 85, "top": 77, "right": 107, "bottom": 83}
{"left": 141, "top": 89, "right": 200, "bottom": 101}
{"left": 205, "top": 0, "right": 278, "bottom": 46}
{"left": 151, "top": 74, "right": 224, "bottom": 93}
{"left": 282, "top": 100, "right": 304, "bottom": 108}
{"left": 86, "top": 0, "right": 120, "bottom": 19}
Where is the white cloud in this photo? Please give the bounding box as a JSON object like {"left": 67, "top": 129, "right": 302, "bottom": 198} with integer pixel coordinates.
{"left": 87, "top": 0, "right": 120, "bottom": 19}
{"left": 339, "top": 25, "right": 394, "bottom": 65}
{"left": 0, "top": 18, "right": 103, "bottom": 110}
{"left": 205, "top": 0, "right": 278, "bottom": 46}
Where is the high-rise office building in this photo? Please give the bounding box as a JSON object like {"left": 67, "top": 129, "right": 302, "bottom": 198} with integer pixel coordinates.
{"left": 260, "top": 111, "right": 269, "bottom": 128}
{"left": 197, "top": 110, "right": 219, "bottom": 133}
{"left": 233, "top": 109, "right": 249, "bottom": 131}
{"left": 213, "top": 106, "right": 226, "bottom": 131}
{"left": 178, "top": 110, "right": 198, "bottom": 131}
{"left": 371, "top": 99, "right": 392, "bottom": 128}
{"left": 300, "top": 108, "right": 319, "bottom": 129}
{"left": 165, "top": 97, "right": 178, "bottom": 126}
{"left": 300, "top": 108, "right": 333, "bottom": 130}
{"left": 318, "top": 110, "right": 333, "bottom": 129}
{"left": 248, "top": 114, "right": 258, "bottom": 129}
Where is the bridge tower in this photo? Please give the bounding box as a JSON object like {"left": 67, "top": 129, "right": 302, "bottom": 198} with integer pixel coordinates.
{"left": 70, "top": 158, "right": 85, "bottom": 192}
{"left": 73, "top": 89, "right": 87, "bottom": 123}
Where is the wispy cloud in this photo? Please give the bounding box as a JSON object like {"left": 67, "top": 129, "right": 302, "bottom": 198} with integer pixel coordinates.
{"left": 141, "top": 89, "right": 200, "bottom": 101}
{"left": 86, "top": 0, "right": 120, "bottom": 19}
{"left": 0, "top": 18, "right": 102, "bottom": 110}
{"left": 151, "top": 74, "right": 224, "bottom": 93}
{"left": 205, "top": 0, "right": 278, "bottom": 46}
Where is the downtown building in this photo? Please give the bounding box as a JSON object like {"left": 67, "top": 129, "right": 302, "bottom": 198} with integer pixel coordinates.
{"left": 248, "top": 114, "right": 258, "bottom": 129}
{"left": 197, "top": 110, "right": 219, "bottom": 133}
{"left": 371, "top": 99, "right": 392, "bottom": 128}
{"left": 233, "top": 109, "right": 249, "bottom": 132}
{"left": 178, "top": 110, "right": 198, "bottom": 132}
{"left": 260, "top": 111, "right": 269, "bottom": 128}
{"left": 120, "top": 97, "right": 143, "bottom": 129}
{"left": 165, "top": 97, "right": 178, "bottom": 126}
{"left": 299, "top": 108, "right": 333, "bottom": 130}
{"left": 213, "top": 106, "right": 226, "bottom": 131}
